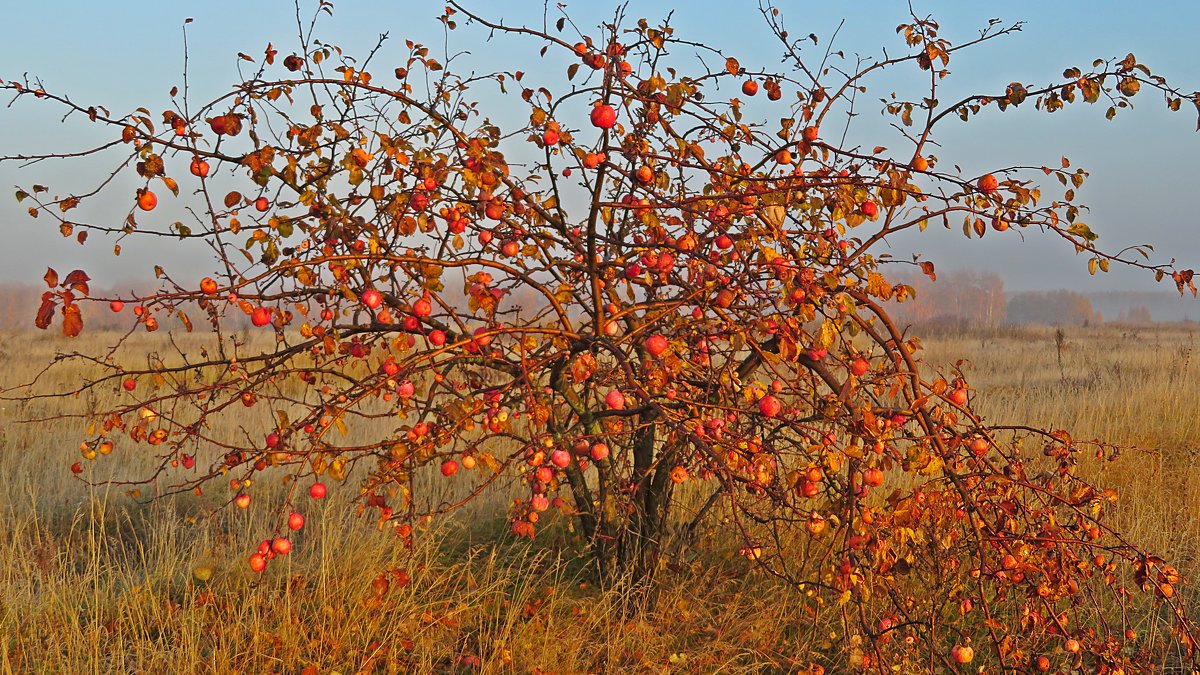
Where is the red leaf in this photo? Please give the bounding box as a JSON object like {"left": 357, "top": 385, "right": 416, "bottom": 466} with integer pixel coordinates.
{"left": 919, "top": 260, "right": 937, "bottom": 282}
{"left": 35, "top": 292, "right": 56, "bottom": 330}
{"left": 64, "top": 269, "right": 91, "bottom": 295}
{"left": 62, "top": 303, "right": 83, "bottom": 337}
{"left": 43, "top": 267, "right": 59, "bottom": 288}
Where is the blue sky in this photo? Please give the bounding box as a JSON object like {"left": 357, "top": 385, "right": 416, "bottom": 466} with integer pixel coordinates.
{"left": 1, "top": 1, "right": 1197, "bottom": 294}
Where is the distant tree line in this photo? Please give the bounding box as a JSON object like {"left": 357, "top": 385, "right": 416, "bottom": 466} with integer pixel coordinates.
{"left": 887, "top": 270, "right": 1160, "bottom": 327}
{"left": 1007, "top": 289, "right": 1097, "bottom": 326}
{"left": 890, "top": 269, "right": 1008, "bottom": 327}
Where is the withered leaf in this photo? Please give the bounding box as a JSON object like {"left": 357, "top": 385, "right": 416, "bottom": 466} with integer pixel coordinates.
{"left": 62, "top": 303, "right": 83, "bottom": 337}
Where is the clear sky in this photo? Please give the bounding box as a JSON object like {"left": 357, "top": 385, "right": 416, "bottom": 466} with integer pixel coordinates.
{"left": 1, "top": 1, "right": 1197, "bottom": 294}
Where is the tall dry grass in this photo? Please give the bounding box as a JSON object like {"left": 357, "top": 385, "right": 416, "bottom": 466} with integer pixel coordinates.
{"left": 0, "top": 324, "right": 1197, "bottom": 673}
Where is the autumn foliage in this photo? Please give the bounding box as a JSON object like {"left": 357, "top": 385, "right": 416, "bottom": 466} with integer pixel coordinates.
{"left": 4, "top": 2, "right": 1199, "bottom": 670}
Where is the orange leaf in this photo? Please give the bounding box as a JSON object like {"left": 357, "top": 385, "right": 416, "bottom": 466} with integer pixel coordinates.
{"left": 62, "top": 303, "right": 83, "bottom": 337}
{"left": 44, "top": 267, "right": 59, "bottom": 288}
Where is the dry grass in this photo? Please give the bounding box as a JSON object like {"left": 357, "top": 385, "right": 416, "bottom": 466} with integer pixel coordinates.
{"left": 0, "top": 324, "right": 1197, "bottom": 673}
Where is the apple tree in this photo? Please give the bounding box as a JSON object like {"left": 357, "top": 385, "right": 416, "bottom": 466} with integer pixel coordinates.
{"left": 4, "top": 1, "right": 1199, "bottom": 670}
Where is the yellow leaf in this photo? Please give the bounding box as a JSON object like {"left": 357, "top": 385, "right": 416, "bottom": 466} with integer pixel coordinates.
{"left": 866, "top": 272, "right": 891, "bottom": 299}
{"left": 762, "top": 205, "right": 786, "bottom": 228}
{"left": 816, "top": 318, "right": 838, "bottom": 350}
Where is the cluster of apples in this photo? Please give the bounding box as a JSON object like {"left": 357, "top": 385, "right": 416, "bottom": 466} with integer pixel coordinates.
{"left": 243, "top": 484, "right": 326, "bottom": 573}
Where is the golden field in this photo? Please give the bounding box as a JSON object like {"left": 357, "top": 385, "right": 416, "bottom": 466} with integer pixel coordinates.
{"left": 0, "top": 324, "right": 1197, "bottom": 674}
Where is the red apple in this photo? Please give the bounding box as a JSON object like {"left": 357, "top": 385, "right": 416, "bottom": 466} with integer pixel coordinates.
{"left": 484, "top": 200, "right": 506, "bottom": 221}
{"left": 977, "top": 173, "right": 999, "bottom": 195}
{"left": 758, "top": 394, "right": 782, "bottom": 418}
{"left": 412, "top": 297, "right": 432, "bottom": 318}
{"left": 190, "top": 157, "right": 210, "bottom": 178}
{"left": 251, "top": 306, "right": 272, "bottom": 327}
{"left": 440, "top": 459, "right": 459, "bottom": 477}
{"left": 645, "top": 334, "right": 669, "bottom": 357}
{"left": 590, "top": 103, "right": 617, "bottom": 129}
{"left": 361, "top": 289, "right": 383, "bottom": 309}
{"left": 951, "top": 644, "right": 974, "bottom": 664}
{"left": 309, "top": 482, "right": 327, "bottom": 499}
{"left": 605, "top": 390, "right": 626, "bottom": 410}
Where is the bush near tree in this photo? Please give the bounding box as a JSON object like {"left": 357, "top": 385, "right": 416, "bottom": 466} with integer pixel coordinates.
{"left": 4, "top": 2, "right": 1199, "bottom": 670}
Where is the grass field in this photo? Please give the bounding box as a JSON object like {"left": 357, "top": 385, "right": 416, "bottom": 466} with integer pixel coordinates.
{"left": 0, "top": 324, "right": 1197, "bottom": 673}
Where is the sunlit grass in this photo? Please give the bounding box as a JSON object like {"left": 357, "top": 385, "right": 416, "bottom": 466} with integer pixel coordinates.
{"left": 0, "top": 324, "right": 1197, "bottom": 672}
